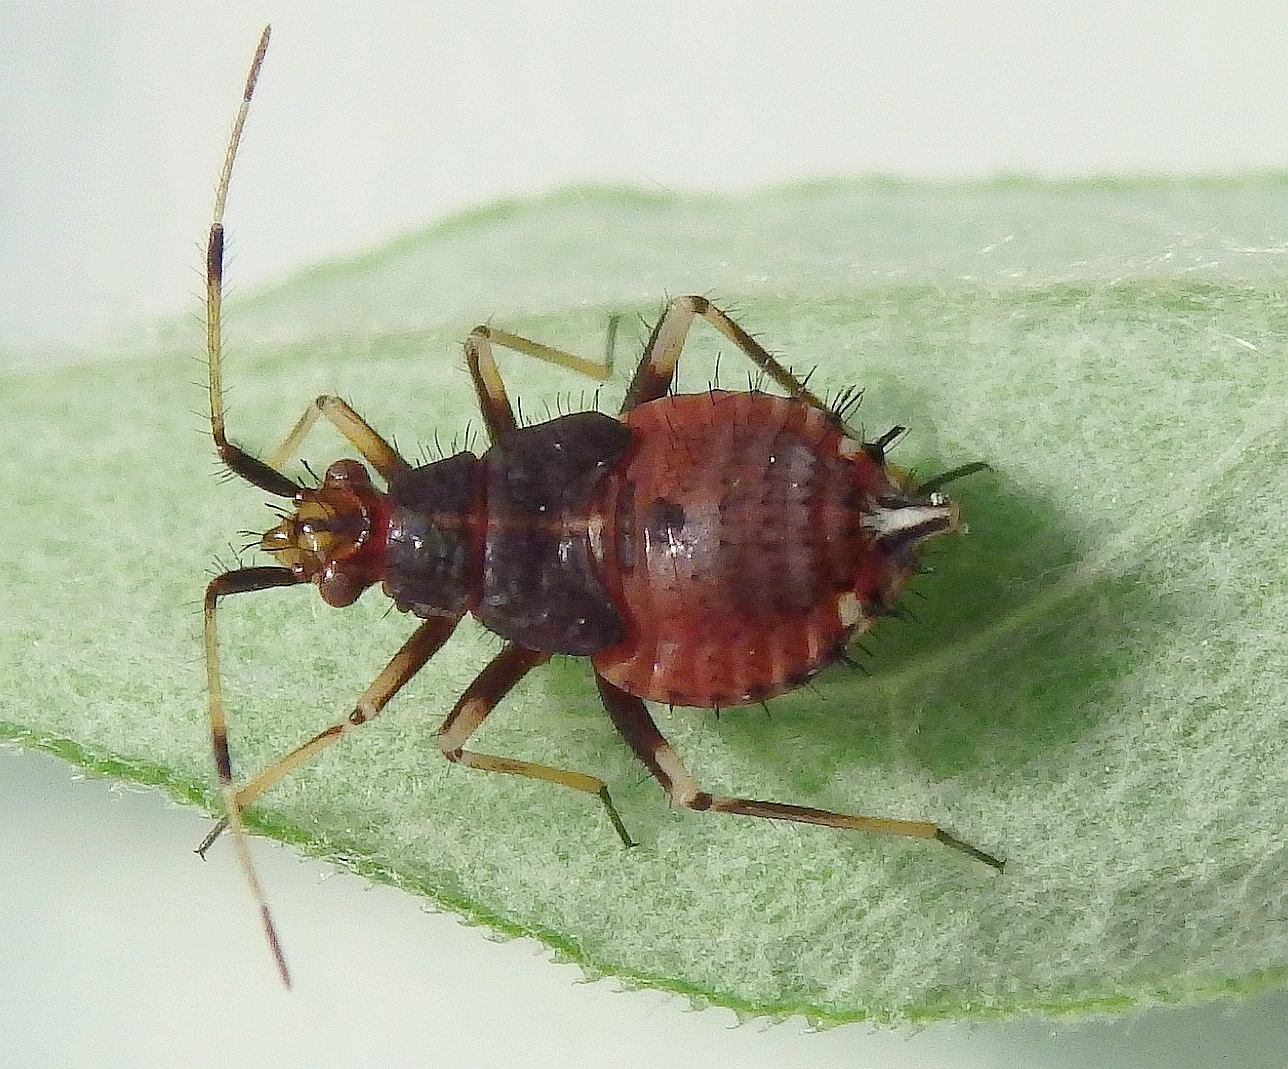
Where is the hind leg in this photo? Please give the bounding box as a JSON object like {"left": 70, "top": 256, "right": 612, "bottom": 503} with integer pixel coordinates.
{"left": 594, "top": 672, "right": 1003, "bottom": 870}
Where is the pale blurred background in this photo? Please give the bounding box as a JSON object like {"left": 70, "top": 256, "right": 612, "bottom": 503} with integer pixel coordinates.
{"left": 3, "top": 3, "right": 1288, "bottom": 1067}
{"left": 3, "top": 1, "right": 1287, "bottom": 351}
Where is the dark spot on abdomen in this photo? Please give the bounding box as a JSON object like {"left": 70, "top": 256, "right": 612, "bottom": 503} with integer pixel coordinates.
{"left": 646, "top": 498, "right": 686, "bottom": 543}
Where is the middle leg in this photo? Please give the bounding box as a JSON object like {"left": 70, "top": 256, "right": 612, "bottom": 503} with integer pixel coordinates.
{"left": 465, "top": 319, "right": 619, "bottom": 443}
{"left": 437, "top": 643, "right": 635, "bottom": 846}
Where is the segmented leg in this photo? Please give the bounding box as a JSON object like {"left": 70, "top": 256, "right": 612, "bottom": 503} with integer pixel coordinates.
{"left": 205, "top": 564, "right": 303, "bottom": 985}
{"left": 197, "top": 615, "right": 460, "bottom": 856}
{"left": 438, "top": 644, "right": 635, "bottom": 846}
{"left": 465, "top": 320, "right": 618, "bottom": 443}
{"left": 266, "top": 395, "right": 411, "bottom": 483}
{"left": 595, "top": 673, "right": 1004, "bottom": 870}
{"left": 622, "top": 295, "right": 832, "bottom": 416}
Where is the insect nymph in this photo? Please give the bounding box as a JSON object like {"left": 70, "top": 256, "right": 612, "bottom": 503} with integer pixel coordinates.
{"left": 202, "top": 28, "right": 1002, "bottom": 984}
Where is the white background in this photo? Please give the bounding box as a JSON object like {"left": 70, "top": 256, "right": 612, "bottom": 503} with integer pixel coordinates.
{"left": 3, "top": 1, "right": 1288, "bottom": 350}
{"left": 3, "top": 3, "right": 1288, "bottom": 1066}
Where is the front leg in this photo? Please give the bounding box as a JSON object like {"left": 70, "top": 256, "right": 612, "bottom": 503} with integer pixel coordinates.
{"left": 197, "top": 614, "right": 459, "bottom": 855}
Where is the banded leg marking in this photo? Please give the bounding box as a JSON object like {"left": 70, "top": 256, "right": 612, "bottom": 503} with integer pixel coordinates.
{"left": 464, "top": 329, "right": 518, "bottom": 442}
{"left": 594, "top": 673, "right": 1003, "bottom": 870}
{"left": 466, "top": 320, "right": 618, "bottom": 444}
{"left": 621, "top": 295, "right": 832, "bottom": 415}
{"left": 438, "top": 644, "right": 635, "bottom": 847}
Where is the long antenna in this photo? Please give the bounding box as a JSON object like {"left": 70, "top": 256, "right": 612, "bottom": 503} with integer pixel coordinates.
{"left": 207, "top": 27, "right": 282, "bottom": 493}
{"left": 204, "top": 25, "right": 292, "bottom": 988}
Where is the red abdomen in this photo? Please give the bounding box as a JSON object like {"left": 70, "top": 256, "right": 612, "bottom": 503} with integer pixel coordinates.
{"left": 593, "top": 392, "right": 882, "bottom": 707}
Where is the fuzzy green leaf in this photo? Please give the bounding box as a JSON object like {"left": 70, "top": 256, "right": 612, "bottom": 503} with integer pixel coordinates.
{"left": 4, "top": 178, "right": 1287, "bottom": 1022}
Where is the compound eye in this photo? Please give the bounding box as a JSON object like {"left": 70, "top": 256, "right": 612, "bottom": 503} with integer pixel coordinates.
{"left": 318, "top": 569, "right": 363, "bottom": 607}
